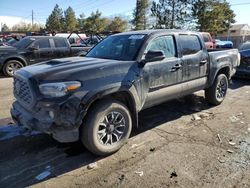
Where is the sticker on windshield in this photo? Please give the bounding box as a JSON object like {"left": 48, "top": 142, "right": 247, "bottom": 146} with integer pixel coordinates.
{"left": 128, "top": 35, "right": 145, "bottom": 40}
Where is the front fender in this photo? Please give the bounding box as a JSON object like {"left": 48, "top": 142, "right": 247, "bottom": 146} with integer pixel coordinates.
{"left": 3, "top": 55, "right": 28, "bottom": 66}
{"left": 81, "top": 82, "right": 141, "bottom": 113}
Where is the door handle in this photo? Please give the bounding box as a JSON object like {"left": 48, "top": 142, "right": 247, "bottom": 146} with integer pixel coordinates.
{"left": 200, "top": 60, "right": 207, "bottom": 65}
{"left": 171, "top": 64, "right": 182, "bottom": 72}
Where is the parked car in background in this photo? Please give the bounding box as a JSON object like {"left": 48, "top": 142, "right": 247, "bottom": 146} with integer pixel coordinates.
{"left": 11, "top": 30, "right": 240, "bottom": 156}
{"left": 0, "top": 37, "right": 19, "bottom": 46}
{"left": 200, "top": 32, "right": 215, "bottom": 49}
{"left": 0, "top": 36, "right": 91, "bottom": 76}
{"left": 215, "top": 39, "right": 233, "bottom": 48}
{"left": 239, "top": 41, "right": 250, "bottom": 50}
{"left": 235, "top": 41, "right": 250, "bottom": 78}
{"left": 55, "top": 33, "right": 87, "bottom": 45}
{"left": 80, "top": 36, "right": 101, "bottom": 46}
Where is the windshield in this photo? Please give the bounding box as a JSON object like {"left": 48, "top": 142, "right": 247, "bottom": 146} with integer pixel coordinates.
{"left": 14, "top": 38, "right": 34, "bottom": 49}
{"left": 86, "top": 34, "right": 146, "bottom": 61}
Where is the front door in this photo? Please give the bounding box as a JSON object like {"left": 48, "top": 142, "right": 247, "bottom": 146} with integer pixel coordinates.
{"left": 30, "top": 38, "right": 53, "bottom": 64}
{"left": 141, "top": 35, "right": 182, "bottom": 109}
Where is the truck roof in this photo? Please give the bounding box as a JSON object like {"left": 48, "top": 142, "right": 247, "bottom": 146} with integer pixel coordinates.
{"left": 24, "top": 36, "right": 66, "bottom": 40}
{"left": 114, "top": 29, "right": 199, "bottom": 36}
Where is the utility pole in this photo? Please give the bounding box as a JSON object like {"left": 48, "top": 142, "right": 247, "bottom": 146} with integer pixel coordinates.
{"left": 32, "top": 10, "right": 34, "bottom": 29}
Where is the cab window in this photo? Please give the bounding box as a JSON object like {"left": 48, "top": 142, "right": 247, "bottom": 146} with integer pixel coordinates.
{"left": 54, "top": 38, "right": 67, "bottom": 48}
{"left": 146, "top": 35, "right": 176, "bottom": 58}
{"left": 34, "top": 38, "right": 50, "bottom": 49}
{"left": 179, "top": 35, "right": 202, "bottom": 55}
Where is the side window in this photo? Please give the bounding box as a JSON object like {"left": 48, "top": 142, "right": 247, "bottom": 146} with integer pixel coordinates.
{"left": 179, "top": 35, "right": 202, "bottom": 55}
{"left": 54, "top": 38, "right": 67, "bottom": 48}
{"left": 146, "top": 36, "right": 176, "bottom": 58}
{"left": 34, "top": 39, "right": 50, "bottom": 49}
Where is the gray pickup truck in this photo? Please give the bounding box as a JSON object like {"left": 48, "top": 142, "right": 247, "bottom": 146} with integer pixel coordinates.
{"left": 11, "top": 30, "right": 240, "bottom": 156}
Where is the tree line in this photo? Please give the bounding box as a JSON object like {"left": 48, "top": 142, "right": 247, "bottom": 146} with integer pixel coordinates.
{"left": 45, "top": 4, "right": 128, "bottom": 33}
{"left": 134, "top": 0, "right": 235, "bottom": 34}
{"left": 1, "top": 0, "right": 235, "bottom": 35}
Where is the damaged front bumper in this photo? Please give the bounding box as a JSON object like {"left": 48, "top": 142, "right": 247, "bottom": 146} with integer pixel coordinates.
{"left": 11, "top": 97, "right": 86, "bottom": 143}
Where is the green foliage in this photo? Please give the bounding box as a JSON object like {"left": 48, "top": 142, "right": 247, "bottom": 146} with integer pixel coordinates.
{"left": 151, "top": 0, "right": 192, "bottom": 29}
{"left": 1, "top": 24, "right": 10, "bottom": 32}
{"left": 64, "top": 6, "right": 77, "bottom": 31}
{"left": 132, "top": 0, "right": 150, "bottom": 30}
{"left": 45, "top": 6, "right": 128, "bottom": 33}
{"left": 46, "top": 4, "right": 64, "bottom": 32}
{"left": 77, "top": 13, "right": 85, "bottom": 30}
{"left": 192, "top": 0, "right": 235, "bottom": 34}
{"left": 107, "top": 17, "right": 128, "bottom": 32}
{"left": 83, "top": 10, "right": 109, "bottom": 33}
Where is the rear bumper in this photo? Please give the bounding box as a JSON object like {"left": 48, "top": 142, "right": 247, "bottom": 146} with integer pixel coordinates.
{"left": 11, "top": 100, "right": 85, "bottom": 142}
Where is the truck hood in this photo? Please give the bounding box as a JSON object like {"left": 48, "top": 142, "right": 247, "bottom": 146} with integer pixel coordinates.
{"left": 18, "top": 56, "right": 137, "bottom": 82}
{"left": 0, "top": 45, "right": 17, "bottom": 53}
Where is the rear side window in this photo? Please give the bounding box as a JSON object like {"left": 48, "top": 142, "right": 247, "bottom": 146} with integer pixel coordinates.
{"left": 34, "top": 38, "right": 50, "bottom": 49}
{"left": 54, "top": 38, "right": 67, "bottom": 47}
{"left": 180, "top": 35, "right": 202, "bottom": 55}
{"left": 146, "top": 35, "right": 176, "bottom": 58}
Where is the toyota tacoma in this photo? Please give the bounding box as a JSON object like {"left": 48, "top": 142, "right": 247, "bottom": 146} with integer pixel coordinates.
{"left": 11, "top": 30, "right": 240, "bottom": 155}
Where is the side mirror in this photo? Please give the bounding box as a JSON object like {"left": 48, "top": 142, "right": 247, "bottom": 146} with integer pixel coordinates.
{"left": 29, "top": 46, "right": 39, "bottom": 51}
{"left": 144, "top": 50, "right": 165, "bottom": 63}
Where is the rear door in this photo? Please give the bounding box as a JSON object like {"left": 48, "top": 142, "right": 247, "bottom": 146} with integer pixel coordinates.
{"left": 179, "top": 34, "right": 209, "bottom": 81}
{"left": 142, "top": 35, "right": 183, "bottom": 108}
{"left": 52, "top": 38, "right": 71, "bottom": 58}
{"left": 179, "top": 34, "right": 209, "bottom": 94}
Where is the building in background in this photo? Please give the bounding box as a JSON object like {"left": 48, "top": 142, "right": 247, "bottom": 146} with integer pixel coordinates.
{"left": 217, "top": 24, "right": 250, "bottom": 48}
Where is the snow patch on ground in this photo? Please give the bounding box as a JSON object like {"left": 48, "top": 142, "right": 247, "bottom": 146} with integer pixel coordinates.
{"left": 0, "top": 125, "right": 40, "bottom": 141}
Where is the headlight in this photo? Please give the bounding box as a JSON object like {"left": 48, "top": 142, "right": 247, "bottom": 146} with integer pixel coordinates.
{"left": 39, "top": 81, "right": 81, "bottom": 97}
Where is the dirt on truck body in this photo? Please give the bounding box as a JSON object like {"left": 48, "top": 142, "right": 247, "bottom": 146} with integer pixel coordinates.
{"left": 11, "top": 29, "right": 240, "bottom": 156}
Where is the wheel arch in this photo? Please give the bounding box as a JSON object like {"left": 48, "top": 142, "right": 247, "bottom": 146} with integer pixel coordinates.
{"left": 82, "top": 87, "right": 140, "bottom": 129}
{"left": 208, "top": 65, "right": 231, "bottom": 88}
{"left": 4, "top": 56, "right": 27, "bottom": 67}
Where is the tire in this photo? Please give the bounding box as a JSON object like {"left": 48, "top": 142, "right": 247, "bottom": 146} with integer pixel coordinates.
{"left": 3, "top": 60, "right": 23, "bottom": 77}
{"left": 205, "top": 74, "right": 228, "bottom": 105}
{"left": 81, "top": 99, "right": 132, "bottom": 156}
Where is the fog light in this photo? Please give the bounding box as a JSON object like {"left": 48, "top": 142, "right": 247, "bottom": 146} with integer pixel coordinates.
{"left": 49, "top": 111, "right": 54, "bottom": 119}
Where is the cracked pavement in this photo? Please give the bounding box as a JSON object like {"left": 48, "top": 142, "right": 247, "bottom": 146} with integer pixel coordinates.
{"left": 0, "top": 77, "right": 249, "bottom": 188}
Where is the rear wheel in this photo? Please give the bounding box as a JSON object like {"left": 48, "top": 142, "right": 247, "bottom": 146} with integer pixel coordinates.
{"left": 205, "top": 74, "right": 228, "bottom": 105}
{"left": 81, "top": 99, "right": 132, "bottom": 156}
{"left": 3, "top": 60, "right": 23, "bottom": 77}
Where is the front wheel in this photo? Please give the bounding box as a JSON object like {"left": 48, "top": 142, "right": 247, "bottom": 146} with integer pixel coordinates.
{"left": 205, "top": 74, "right": 228, "bottom": 105}
{"left": 81, "top": 99, "right": 132, "bottom": 156}
{"left": 3, "top": 60, "right": 23, "bottom": 77}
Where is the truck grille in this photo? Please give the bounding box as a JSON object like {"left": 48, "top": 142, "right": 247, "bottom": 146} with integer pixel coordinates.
{"left": 13, "top": 76, "right": 33, "bottom": 106}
